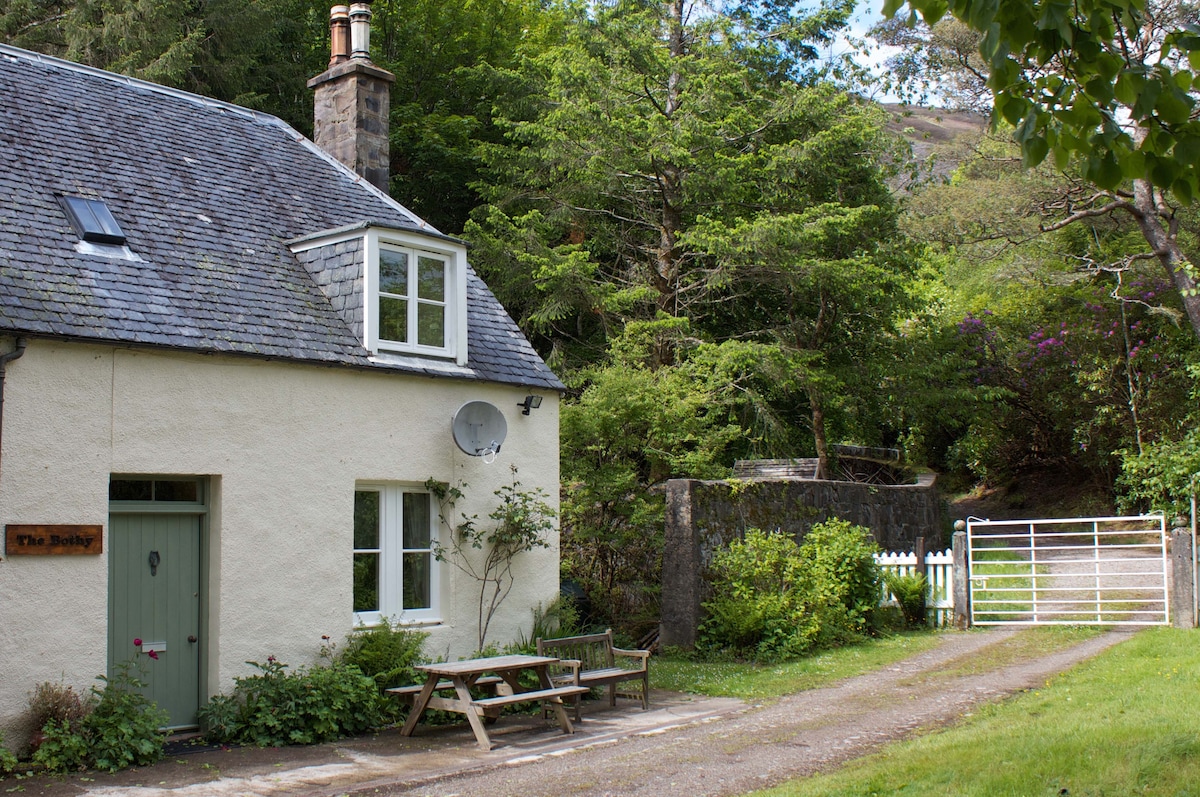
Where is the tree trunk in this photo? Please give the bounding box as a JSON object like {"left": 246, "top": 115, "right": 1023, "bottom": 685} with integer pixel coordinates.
{"left": 810, "top": 389, "right": 829, "bottom": 480}
{"left": 1128, "top": 178, "right": 1200, "bottom": 341}
{"left": 648, "top": 0, "right": 686, "bottom": 368}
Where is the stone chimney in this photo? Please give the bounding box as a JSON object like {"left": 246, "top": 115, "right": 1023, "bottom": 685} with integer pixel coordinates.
{"left": 307, "top": 2, "right": 395, "bottom": 192}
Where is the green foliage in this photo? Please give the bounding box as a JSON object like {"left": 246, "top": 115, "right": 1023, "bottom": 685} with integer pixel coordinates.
{"left": 31, "top": 660, "right": 167, "bottom": 774}
{"left": 1118, "top": 422, "right": 1200, "bottom": 517}
{"left": 31, "top": 718, "right": 90, "bottom": 773}
{"left": 86, "top": 663, "right": 169, "bottom": 772}
{"left": 698, "top": 521, "right": 882, "bottom": 662}
{"left": 886, "top": 0, "right": 1200, "bottom": 198}
{"left": 882, "top": 572, "right": 929, "bottom": 628}
{"left": 198, "top": 655, "right": 386, "bottom": 747}
{"left": 798, "top": 519, "right": 883, "bottom": 640}
{"left": 338, "top": 621, "right": 429, "bottom": 695}
{"left": 0, "top": 729, "right": 17, "bottom": 776}
{"left": 519, "top": 598, "right": 581, "bottom": 649}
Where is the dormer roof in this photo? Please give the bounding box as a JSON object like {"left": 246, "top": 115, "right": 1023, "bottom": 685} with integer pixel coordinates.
{"left": 0, "top": 44, "right": 563, "bottom": 391}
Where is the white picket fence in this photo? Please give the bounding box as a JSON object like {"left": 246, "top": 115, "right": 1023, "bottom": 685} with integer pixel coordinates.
{"left": 875, "top": 549, "right": 956, "bottom": 627}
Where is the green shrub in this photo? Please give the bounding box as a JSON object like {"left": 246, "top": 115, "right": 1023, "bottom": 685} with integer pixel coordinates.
{"left": 0, "top": 729, "right": 18, "bottom": 776}
{"left": 338, "top": 621, "right": 428, "bottom": 693}
{"left": 199, "top": 655, "right": 387, "bottom": 747}
{"left": 86, "top": 664, "right": 168, "bottom": 772}
{"left": 512, "top": 597, "right": 581, "bottom": 654}
{"left": 26, "top": 680, "right": 94, "bottom": 760}
{"left": 698, "top": 529, "right": 820, "bottom": 661}
{"left": 31, "top": 660, "right": 167, "bottom": 774}
{"left": 1117, "top": 426, "right": 1200, "bottom": 517}
{"left": 698, "top": 520, "right": 883, "bottom": 662}
{"left": 799, "top": 518, "right": 882, "bottom": 638}
{"left": 883, "top": 572, "right": 929, "bottom": 628}
{"left": 31, "top": 718, "right": 89, "bottom": 773}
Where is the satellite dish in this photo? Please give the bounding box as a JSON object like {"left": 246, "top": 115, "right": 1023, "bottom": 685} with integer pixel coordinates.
{"left": 452, "top": 401, "right": 508, "bottom": 458}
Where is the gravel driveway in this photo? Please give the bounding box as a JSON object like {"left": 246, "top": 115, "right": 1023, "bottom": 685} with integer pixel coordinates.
{"left": 355, "top": 627, "right": 1134, "bottom": 797}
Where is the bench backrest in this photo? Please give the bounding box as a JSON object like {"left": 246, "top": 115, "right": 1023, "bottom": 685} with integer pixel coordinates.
{"left": 537, "top": 628, "right": 616, "bottom": 671}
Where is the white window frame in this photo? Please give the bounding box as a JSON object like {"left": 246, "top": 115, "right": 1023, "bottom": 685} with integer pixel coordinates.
{"left": 353, "top": 483, "right": 441, "bottom": 627}
{"left": 364, "top": 228, "right": 469, "bottom": 364}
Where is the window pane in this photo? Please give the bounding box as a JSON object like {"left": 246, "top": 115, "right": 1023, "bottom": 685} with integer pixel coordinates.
{"left": 353, "top": 490, "right": 380, "bottom": 549}
{"left": 153, "top": 479, "right": 198, "bottom": 502}
{"left": 402, "top": 493, "right": 431, "bottom": 548}
{"left": 353, "top": 553, "right": 379, "bottom": 612}
{"left": 403, "top": 552, "right": 430, "bottom": 610}
{"left": 109, "top": 479, "right": 152, "bottom": 501}
{"left": 378, "top": 295, "right": 407, "bottom": 343}
{"left": 379, "top": 249, "right": 408, "bottom": 296}
{"left": 417, "top": 302, "right": 444, "bottom": 348}
{"left": 416, "top": 255, "right": 445, "bottom": 300}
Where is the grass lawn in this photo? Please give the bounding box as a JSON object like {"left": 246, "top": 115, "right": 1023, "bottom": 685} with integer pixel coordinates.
{"left": 652, "top": 632, "right": 942, "bottom": 700}
{"left": 746, "top": 627, "right": 1200, "bottom": 797}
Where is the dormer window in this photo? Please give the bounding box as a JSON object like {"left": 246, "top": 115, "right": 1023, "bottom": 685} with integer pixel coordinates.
{"left": 289, "top": 225, "right": 469, "bottom": 365}
{"left": 365, "top": 229, "right": 467, "bottom": 363}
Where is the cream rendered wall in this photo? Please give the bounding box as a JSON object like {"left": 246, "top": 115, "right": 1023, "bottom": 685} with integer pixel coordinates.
{"left": 0, "top": 338, "right": 561, "bottom": 744}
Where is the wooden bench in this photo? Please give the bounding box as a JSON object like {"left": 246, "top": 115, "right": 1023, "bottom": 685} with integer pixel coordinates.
{"left": 536, "top": 628, "right": 650, "bottom": 720}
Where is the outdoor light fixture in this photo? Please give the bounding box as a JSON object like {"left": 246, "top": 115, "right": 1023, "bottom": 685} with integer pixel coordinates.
{"left": 518, "top": 395, "right": 543, "bottom": 415}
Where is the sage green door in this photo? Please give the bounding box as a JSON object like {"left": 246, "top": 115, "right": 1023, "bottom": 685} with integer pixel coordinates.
{"left": 108, "top": 512, "right": 202, "bottom": 729}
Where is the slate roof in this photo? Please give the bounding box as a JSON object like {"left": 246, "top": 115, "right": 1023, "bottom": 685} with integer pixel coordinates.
{"left": 0, "top": 44, "right": 564, "bottom": 391}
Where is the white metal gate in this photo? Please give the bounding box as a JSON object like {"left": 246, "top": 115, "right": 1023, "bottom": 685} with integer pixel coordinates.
{"left": 967, "top": 514, "right": 1169, "bottom": 626}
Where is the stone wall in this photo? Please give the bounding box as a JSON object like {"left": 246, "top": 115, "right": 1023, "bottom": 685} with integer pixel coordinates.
{"left": 660, "top": 473, "right": 941, "bottom": 648}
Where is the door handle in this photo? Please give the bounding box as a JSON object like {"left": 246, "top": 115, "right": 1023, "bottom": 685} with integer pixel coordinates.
{"left": 148, "top": 550, "right": 161, "bottom": 576}
{"left": 188, "top": 635, "right": 197, "bottom": 643}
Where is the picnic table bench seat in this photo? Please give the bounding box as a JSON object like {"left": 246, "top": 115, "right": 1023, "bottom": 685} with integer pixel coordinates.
{"left": 470, "top": 685, "right": 590, "bottom": 711}
{"left": 386, "top": 675, "right": 504, "bottom": 701}
{"left": 536, "top": 628, "right": 650, "bottom": 720}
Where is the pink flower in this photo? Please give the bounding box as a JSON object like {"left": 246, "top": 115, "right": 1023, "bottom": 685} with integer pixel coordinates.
{"left": 147, "top": 650, "right": 159, "bottom": 660}
{"left": 133, "top": 638, "right": 142, "bottom": 647}
{"left": 267, "top": 655, "right": 276, "bottom": 664}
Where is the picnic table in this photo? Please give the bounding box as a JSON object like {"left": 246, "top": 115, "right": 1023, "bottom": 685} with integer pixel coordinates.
{"left": 395, "top": 654, "right": 589, "bottom": 751}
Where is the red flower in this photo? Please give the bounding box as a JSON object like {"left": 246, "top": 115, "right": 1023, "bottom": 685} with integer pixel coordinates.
{"left": 267, "top": 655, "right": 276, "bottom": 663}
{"left": 147, "top": 650, "right": 159, "bottom": 660}
{"left": 133, "top": 638, "right": 142, "bottom": 647}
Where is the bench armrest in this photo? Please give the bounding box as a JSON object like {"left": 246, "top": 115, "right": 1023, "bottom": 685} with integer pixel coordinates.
{"left": 611, "top": 648, "right": 650, "bottom": 667}
{"left": 556, "top": 658, "right": 583, "bottom": 684}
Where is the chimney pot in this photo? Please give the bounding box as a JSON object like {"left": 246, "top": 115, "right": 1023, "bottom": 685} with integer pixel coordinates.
{"left": 329, "top": 5, "right": 350, "bottom": 66}
{"left": 309, "top": 0, "right": 394, "bottom": 193}
{"left": 350, "top": 2, "right": 372, "bottom": 60}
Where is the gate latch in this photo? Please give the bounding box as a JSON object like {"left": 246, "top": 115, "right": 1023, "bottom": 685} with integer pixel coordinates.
{"left": 148, "top": 550, "right": 160, "bottom": 576}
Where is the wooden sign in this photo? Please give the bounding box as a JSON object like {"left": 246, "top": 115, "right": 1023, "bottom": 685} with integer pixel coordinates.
{"left": 5, "top": 525, "right": 103, "bottom": 555}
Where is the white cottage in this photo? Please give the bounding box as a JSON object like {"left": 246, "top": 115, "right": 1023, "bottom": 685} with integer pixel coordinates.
{"left": 0, "top": 10, "right": 563, "bottom": 742}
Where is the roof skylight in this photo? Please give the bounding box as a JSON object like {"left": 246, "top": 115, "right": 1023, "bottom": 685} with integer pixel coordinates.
{"left": 58, "top": 196, "right": 127, "bottom": 245}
